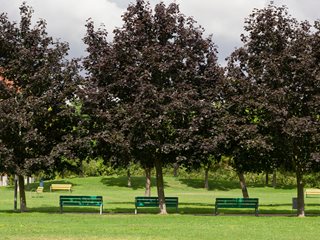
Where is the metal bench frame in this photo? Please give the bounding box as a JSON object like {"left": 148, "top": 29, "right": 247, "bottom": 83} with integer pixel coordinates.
{"left": 135, "top": 196, "right": 178, "bottom": 214}
{"left": 60, "top": 195, "right": 103, "bottom": 214}
{"left": 215, "top": 198, "right": 259, "bottom": 216}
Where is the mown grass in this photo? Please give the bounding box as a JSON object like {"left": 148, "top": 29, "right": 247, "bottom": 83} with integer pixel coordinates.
{"left": 1, "top": 175, "right": 320, "bottom": 239}
{"left": 1, "top": 213, "right": 320, "bottom": 240}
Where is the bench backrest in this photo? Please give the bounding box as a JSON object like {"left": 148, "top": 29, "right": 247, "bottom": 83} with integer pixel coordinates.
{"left": 305, "top": 189, "right": 320, "bottom": 193}
{"left": 60, "top": 196, "right": 103, "bottom": 206}
{"left": 135, "top": 196, "right": 178, "bottom": 207}
{"left": 36, "top": 187, "right": 44, "bottom": 193}
{"left": 51, "top": 184, "right": 72, "bottom": 189}
{"left": 215, "top": 198, "right": 258, "bottom": 207}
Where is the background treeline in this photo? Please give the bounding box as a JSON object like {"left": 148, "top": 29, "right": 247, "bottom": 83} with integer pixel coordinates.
{"left": 36, "top": 159, "right": 320, "bottom": 189}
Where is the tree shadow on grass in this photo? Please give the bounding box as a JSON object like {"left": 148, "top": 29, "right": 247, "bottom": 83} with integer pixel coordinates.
{"left": 242, "top": 183, "right": 295, "bottom": 190}
{"left": 178, "top": 178, "right": 297, "bottom": 190}
{"left": 2, "top": 203, "right": 320, "bottom": 215}
{"left": 0, "top": 206, "right": 60, "bottom": 214}
{"left": 111, "top": 203, "right": 214, "bottom": 215}
{"left": 178, "top": 178, "right": 240, "bottom": 191}
{"left": 273, "top": 185, "right": 296, "bottom": 190}
{"left": 0, "top": 205, "right": 108, "bottom": 214}
{"left": 100, "top": 176, "right": 167, "bottom": 190}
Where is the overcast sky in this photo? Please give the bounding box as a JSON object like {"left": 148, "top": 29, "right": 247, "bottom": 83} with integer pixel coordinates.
{"left": 1, "top": 0, "right": 320, "bottom": 64}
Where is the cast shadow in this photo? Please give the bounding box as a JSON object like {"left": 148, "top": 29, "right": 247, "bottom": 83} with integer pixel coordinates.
{"left": 101, "top": 176, "right": 167, "bottom": 190}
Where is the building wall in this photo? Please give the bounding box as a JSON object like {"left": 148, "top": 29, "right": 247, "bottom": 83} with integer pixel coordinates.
{"left": 0, "top": 175, "right": 9, "bottom": 186}
{"left": 0, "top": 175, "right": 34, "bottom": 186}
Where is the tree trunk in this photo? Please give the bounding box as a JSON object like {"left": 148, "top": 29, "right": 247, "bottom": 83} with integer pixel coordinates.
{"left": 127, "top": 169, "right": 131, "bottom": 187}
{"left": 265, "top": 172, "right": 269, "bottom": 186}
{"left": 14, "top": 175, "right": 18, "bottom": 211}
{"left": 238, "top": 172, "right": 249, "bottom": 198}
{"left": 296, "top": 169, "right": 305, "bottom": 217}
{"left": 272, "top": 170, "right": 277, "bottom": 188}
{"left": 145, "top": 167, "right": 151, "bottom": 197}
{"left": 204, "top": 168, "right": 209, "bottom": 190}
{"left": 155, "top": 159, "right": 167, "bottom": 214}
{"left": 18, "top": 175, "right": 27, "bottom": 212}
{"left": 204, "top": 163, "right": 211, "bottom": 190}
{"left": 173, "top": 163, "right": 179, "bottom": 177}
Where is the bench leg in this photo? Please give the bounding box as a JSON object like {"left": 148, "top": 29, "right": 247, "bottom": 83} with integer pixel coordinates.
{"left": 214, "top": 207, "right": 218, "bottom": 215}
{"left": 60, "top": 205, "right": 63, "bottom": 214}
{"left": 135, "top": 207, "right": 137, "bottom": 215}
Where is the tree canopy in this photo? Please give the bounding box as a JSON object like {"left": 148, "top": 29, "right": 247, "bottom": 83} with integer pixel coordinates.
{"left": 226, "top": 4, "right": 320, "bottom": 216}
{"left": 0, "top": 3, "right": 80, "bottom": 211}
{"left": 83, "top": 0, "right": 223, "bottom": 214}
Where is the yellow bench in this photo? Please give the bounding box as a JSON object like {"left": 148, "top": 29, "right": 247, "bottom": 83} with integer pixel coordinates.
{"left": 31, "top": 186, "right": 44, "bottom": 198}
{"left": 50, "top": 184, "right": 72, "bottom": 192}
{"left": 305, "top": 189, "right": 320, "bottom": 198}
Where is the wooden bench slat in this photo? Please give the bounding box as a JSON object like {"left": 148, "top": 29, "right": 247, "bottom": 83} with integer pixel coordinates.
{"left": 50, "top": 184, "right": 72, "bottom": 192}
{"left": 305, "top": 189, "right": 320, "bottom": 198}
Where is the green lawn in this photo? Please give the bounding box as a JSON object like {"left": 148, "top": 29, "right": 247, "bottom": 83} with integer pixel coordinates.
{"left": 1, "top": 175, "right": 320, "bottom": 239}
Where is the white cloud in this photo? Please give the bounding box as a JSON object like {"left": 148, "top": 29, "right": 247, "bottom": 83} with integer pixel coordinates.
{"left": 172, "top": 0, "right": 266, "bottom": 62}
{"left": 1, "top": 0, "right": 320, "bottom": 63}
{"left": 275, "top": 0, "right": 320, "bottom": 22}
{"left": 1, "top": 0, "right": 124, "bottom": 58}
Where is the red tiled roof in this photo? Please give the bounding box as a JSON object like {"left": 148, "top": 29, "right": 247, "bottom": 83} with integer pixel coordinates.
{"left": 0, "top": 67, "right": 17, "bottom": 90}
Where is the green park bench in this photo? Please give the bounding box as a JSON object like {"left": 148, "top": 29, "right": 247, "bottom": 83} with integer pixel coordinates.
{"left": 60, "top": 195, "right": 103, "bottom": 214}
{"left": 135, "top": 196, "right": 178, "bottom": 214}
{"left": 214, "top": 198, "right": 259, "bottom": 216}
